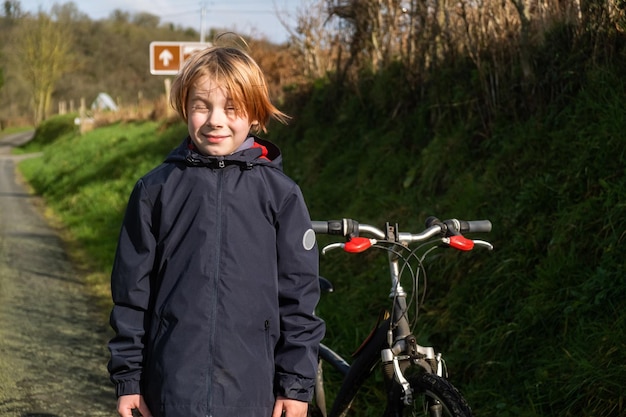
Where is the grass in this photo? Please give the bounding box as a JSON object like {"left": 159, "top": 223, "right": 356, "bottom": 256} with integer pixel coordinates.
{"left": 18, "top": 119, "right": 186, "bottom": 306}
{"left": 0, "top": 126, "right": 33, "bottom": 137}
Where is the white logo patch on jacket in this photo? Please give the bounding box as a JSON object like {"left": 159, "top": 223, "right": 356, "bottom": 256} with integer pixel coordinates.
{"left": 302, "top": 228, "right": 316, "bottom": 251}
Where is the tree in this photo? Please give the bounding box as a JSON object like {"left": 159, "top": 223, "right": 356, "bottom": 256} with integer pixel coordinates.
{"left": 132, "top": 12, "right": 160, "bottom": 28}
{"left": 51, "top": 1, "right": 89, "bottom": 23}
{"left": 3, "top": 0, "right": 22, "bottom": 19}
{"left": 327, "top": 0, "right": 408, "bottom": 74}
{"left": 277, "top": 0, "right": 342, "bottom": 81}
{"left": 12, "top": 10, "right": 75, "bottom": 124}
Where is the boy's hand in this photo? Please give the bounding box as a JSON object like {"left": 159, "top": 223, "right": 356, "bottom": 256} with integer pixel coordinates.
{"left": 272, "top": 396, "right": 308, "bottom": 417}
{"left": 117, "top": 394, "right": 153, "bottom": 417}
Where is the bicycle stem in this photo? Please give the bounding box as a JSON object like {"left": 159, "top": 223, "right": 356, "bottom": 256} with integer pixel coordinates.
{"left": 388, "top": 252, "right": 410, "bottom": 335}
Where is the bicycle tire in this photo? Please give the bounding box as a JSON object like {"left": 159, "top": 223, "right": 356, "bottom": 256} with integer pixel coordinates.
{"left": 384, "top": 373, "right": 473, "bottom": 417}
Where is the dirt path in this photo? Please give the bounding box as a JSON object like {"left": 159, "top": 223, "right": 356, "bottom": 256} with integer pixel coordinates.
{"left": 0, "top": 132, "right": 116, "bottom": 417}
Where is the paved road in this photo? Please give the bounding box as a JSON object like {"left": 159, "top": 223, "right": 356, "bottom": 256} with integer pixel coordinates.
{"left": 0, "top": 131, "right": 116, "bottom": 416}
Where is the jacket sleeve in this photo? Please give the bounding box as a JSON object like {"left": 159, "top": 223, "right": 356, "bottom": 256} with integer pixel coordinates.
{"left": 107, "top": 179, "right": 156, "bottom": 397}
{"left": 274, "top": 184, "right": 325, "bottom": 402}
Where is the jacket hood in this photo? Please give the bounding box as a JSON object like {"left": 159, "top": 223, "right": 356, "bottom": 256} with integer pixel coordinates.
{"left": 164, "top": 136, "right": 283, "bottom": 171}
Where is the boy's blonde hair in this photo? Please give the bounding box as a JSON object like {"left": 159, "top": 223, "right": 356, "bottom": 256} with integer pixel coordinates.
{"left": 170, "top": 46, "right": 288, "bottom": 133}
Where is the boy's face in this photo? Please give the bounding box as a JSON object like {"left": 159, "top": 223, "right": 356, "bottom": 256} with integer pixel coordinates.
{"left": 186, "top": 76, "right": 257, "bottom": 156}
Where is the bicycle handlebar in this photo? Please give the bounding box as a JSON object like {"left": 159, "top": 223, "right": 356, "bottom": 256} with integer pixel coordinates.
{"left": 312, "top": 217, "right": 491, "bottom": 240}
{"left": 312, "top": 219, "right": 369, "bottom": 237}
{"left": 424, "top": 216, "right": 492, "bottom": 234}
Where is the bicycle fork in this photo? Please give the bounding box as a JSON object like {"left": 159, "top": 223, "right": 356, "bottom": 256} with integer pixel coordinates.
{"left": 383, "top": 250, "right": 445, "bottom": 407}
{"left": 381, "top": 335, "right": 445, "bottom": 402}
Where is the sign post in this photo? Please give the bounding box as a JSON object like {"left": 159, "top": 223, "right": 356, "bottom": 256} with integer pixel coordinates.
{"left": 149, "top": 41, "right": 211, "bottom": 75}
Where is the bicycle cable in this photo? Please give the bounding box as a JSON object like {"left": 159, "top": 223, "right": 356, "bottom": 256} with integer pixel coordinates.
{"left": 370, "top": 240, "right": 438, "bottom": 337}
{"left": 405, "top": 244, "right": 439, "bottom": 334}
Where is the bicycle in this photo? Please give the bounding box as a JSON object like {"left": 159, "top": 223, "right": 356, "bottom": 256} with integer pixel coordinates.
{"left": 309, "top": 216, "right": 493, "bottom": 417}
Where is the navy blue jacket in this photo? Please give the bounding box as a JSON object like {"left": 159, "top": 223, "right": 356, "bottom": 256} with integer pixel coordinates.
{"left": 108, "top": 137, "right": 324, "bottom": 417}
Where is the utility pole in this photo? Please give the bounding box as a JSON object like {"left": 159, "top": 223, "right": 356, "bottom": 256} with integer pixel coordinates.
{"left": 200, "top": 1, "right": 207, "bottom": 43}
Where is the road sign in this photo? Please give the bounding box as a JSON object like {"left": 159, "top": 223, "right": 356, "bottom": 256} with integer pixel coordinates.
{"left": 149, "top": 41, "right": 211, "bottom": 75}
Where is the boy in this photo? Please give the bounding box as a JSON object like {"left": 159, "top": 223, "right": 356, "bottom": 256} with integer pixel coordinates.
{"left": 107, "top": 45, "right": 324, "bottom": 417}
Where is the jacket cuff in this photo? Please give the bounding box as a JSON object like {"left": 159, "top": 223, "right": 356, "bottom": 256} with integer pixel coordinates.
{"left": 275, "top": 372, "right": 315, "bottom": 402}
{"left": 115, "top": 380, "right": 142, "bottom": 397}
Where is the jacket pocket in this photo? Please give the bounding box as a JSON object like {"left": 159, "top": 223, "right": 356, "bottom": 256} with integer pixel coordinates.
{"left": 149, "top": 315, "right": 170, "bottom": 361}
{"left": 263, "top": 319, "right": 273, "bottom": 363}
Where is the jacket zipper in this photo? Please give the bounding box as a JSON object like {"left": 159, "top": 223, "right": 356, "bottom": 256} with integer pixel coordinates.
{"left": 206, "top": 167, "right": 224, "bottom": 416}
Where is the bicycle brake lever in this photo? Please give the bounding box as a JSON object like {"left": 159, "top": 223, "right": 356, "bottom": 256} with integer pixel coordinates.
{"left": 443, "top": 236, "right": 494, "bottom": 251}
{"left": 321, "top": 238, "right": 377, "bottom": 255}
{"left": 472, "top": 240, "right": 494, "bottom": 250}
{"left": 321, "top": 243, "right": 344, "bottom": 255}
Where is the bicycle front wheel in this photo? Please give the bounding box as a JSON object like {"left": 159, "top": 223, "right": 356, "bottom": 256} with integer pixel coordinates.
{"left": 385, "top": 373, "right": 473, "bottom": 417}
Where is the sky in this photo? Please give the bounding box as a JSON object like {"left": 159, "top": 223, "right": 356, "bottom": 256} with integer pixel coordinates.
{"left": 17, "top": 0, "right": 302, "bottom": 43}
